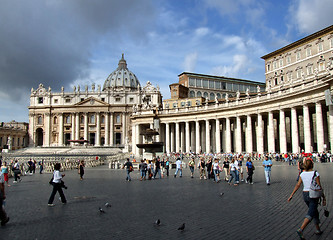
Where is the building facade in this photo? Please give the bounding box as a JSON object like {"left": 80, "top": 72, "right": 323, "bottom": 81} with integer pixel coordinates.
{"left": 131, "top": 25, "right": 333, "bottom": 156}
{"left": 28, "top": 54, "right": 162, "bottom": 148}
{"left": 0, "top": 121, "right": 29, "bottom": 152}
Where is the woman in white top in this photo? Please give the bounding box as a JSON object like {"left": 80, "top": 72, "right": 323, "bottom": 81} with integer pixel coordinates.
{"left": 288, "top": 159, "right": 326, "bottom": 239}
{"left": 228, "top": 159, "right": 238, "bottom": 186}
{"left": 212, "top": 159, "right": 220, "bottom": 183}
{"left": 48, "top": 163, "right": 67, "bottom": 206}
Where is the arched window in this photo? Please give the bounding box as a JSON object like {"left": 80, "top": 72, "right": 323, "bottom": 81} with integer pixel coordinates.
{"left": 209, "top": 93, "right": 215, "bottom": 100}
{"left": 80, "top": 116, "right": 84, "bottom": 124}
{"left": 203, "top": 92, "right": 208, "bottom": 99}
{"left": 101, "top": 115, "right": 105, "bottom": 124}
{"left": 65, "top": 115, "right": 71, "bottom": 124}
{"left": 189, "top": 90, "right": 195, "bottom": 98}
{"left": 197, "top": 91, "right": 202, "bottom": 97}
{"left": 37, "top": 116, "right": 43, "bottom": 125}
{"left": 53, "top": 116, "right": 57, "bottom": 124}
{"left": 216, "top": 93, "right": 221, "bottom": 99}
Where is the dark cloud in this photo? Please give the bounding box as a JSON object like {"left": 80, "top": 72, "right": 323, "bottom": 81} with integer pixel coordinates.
{"left": 0, "top": 0, "right": 156, "bottom": 102}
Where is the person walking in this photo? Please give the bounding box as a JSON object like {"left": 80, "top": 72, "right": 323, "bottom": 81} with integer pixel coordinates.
{"left": 48, "top": 163, "right": 67, "bottom": 206}
{"left": 122, "top": 158, "right": 133, "bottom": 181}
{"left": 1, "top": 162, "right": 10, "bottom": 187}
{"left": 262, "top": 156, "right": 272, "bottom": 185}
{"left": 288, "top": 159, "right": 326, "bottom": 239}
{"left": 198, "top": 157, "right": 207, "bottom": 180}
{"left": 165, "top": 158, "right": 170, "bottom": 177}
{"left": 153, "top": 158, "right": 162, "bottom": 179}
{"left": 212, "top": 159, "right": 220, "bottom": 183}
{"left": 39, "top": 159, "right": 44, "bottom": 174}
{"left": 0, "top": 170, "right": 9, "bottom": 226}
{"left": 174, "top": 158, "right": 182, "bottom": 178}
{"left": 228, "top": 159, "right": 238, "bottom": 186}
{"left": 245, "top": 158, "right": 255, "bottom": 184}
{"left": 12, "top": 160, "right": 21, "bottom": 183}
{"left": 139, "top": 160, "right": 147, "bottom": 181}
{"left": 206, "top": 157, "right": 213, "bottom": 180}
{"left": 78, "top": 160, "right": 85, "bottom": 180}
{"left": 222, "top": 158, "right": 230, "bottom": 181}
{"left": 188, "top": 158, "right": 195, "bottom": 178}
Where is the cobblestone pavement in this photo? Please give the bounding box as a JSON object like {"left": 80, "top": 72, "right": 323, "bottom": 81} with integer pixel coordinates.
{"left": 1, "top": 161, "right": 332, "bottom": 240}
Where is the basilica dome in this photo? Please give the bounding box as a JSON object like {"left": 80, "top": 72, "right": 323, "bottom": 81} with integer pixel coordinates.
{"left": 102, "top": 54, "right": 141, "bottom": 91}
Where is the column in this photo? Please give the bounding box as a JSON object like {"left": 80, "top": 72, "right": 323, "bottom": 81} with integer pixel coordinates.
{"left": 216, "top": 118, "right": 221, "bottom": 153}
{"left": 246, "top": 115, "right": 253, "bottom": 153}
{"left": 75, "top": 113, "right": 80, "bottom": 140}
{"left": 185, "top": 121, "right": 190, "bottom": 153}
{"left": 175, "top": 122, "right": 180, "bottom": 153}
{"left": 28, "top": 113, "right": 35, "bottom": 147}
{"left": 279, "top": 109, "right": 287, "bottom": 153}
{"left": 110, "top": 113, "right": 114, "bottom": 146}
{"left": 71, "top": 114, "right": 75, "bottom": 145}
{"left": 268, "top": 111, "right": 275, "bottom": 153}
{"left": 84, "top": 113, "right": 88, "bottom": 142}
{"left": 191, "top": 122, "right": 195, "bottom": 152}
{"left": 122, "top": 113, "right": 126, "bottom": 145}
{"left": 206, "top": 120, "right": 210, "bottom": 153}
{"left": 180, "top": 123, "right": 185, "bottom": 152}
{"left": 291, "top": 107, "right": 299, "bottom": 153}
{"left": 105, "top": 113, "right": 109, "bottom": 146}
{"left": 136, "top": 124, "right": 140, "bottom": 156}
{"left": 132, "top": 123, "right": 136, "bottom": 155}
{"left": 225, "top": 117, "right": 231, "bottom": 152}
{"left": 236, "top": 116, "right": 242, "bottom": 153}
{"left": 170, "top": 124, "right": 175, "bottom": 152}
{"left": 195, "top": 120, "right": 200, "bottom": 154}
{"left": 330, "top": 106, "right": 333, "bottom": 152}
{"left": 165, "top": 123, "right": 170, "bottom": 154}
{"left": 44, "top": 113, "right": 51, "bottom": 147}
{"left": 303, "top": 104, "right": 311, "bottom": 153}
{"left": 257, "top": 113, "right": 264, "bottom": 154}
{"left": 316, "top": 102, "right": 324, "bottom": 152}
{"left": 58, "top": 113, "right": 64, "bottom": 146}
{"left": 96, "top": 112, "right": 101, "bottom": 146}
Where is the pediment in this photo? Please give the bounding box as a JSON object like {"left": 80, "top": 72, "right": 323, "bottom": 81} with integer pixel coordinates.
{"left": 75, "top": 97, "right": 108, "bottom": 107}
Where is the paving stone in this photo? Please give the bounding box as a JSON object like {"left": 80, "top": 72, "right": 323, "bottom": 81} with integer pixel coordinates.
{"left": 1, "top": 161, "right": 332, "bottom": 239}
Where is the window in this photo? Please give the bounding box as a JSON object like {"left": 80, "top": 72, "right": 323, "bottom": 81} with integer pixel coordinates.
{"left": 306, "top": 48, "right": 311, "bottom": 57}
{"left": 37, "top": 116, "right": 43, "bottom": 125}
{"left": 318, "top": 42, "right": 323, "bottom": 52}
{"left": 279, "top": 59, "right": 283, "bottom": 67}
{"left": 187, "top": 101, "right": 192, "bottom": 107}
{"left": 101, "top": 116, "right": 105, "bottom": 124}
{"left": 203, "top": 92, "right": 208, "bottom": 99}
{"left": 215, "top": 81, "right": 221, "bottom": 89}
{"left": 233, "top": 84, "right": 239, "bottom": 91}
{"left": 202, "top": 80, "right": 208, "bottom": 88}
{"left": 116, "top": 114, "right": 121, "bottom": 124}
{"left": 129, "top": 98, "right": 134, "bottom": 103}
{"left": 330, "top": 38, "right": 333, "bottom": 48}
{"left": 53, "top": 117, "right": 57, "bottom": 124}
{"left": 297, "top": 69, "right": 302, "bottom": 78}
{"left": 81, "top": 98, "right": 84, "bottom": 102}
{"left": 65, "top": 99, "right": 71, "bottom": 103}
{"left": 80, "top": 116, "right": 84, "bottom": 124}
{"left": 115, "top": 98, "right": 121, "bottom": 102}
{"left": 90, "top": 115, "right": 95, "bottom": 124}
{"left": 307, "top": 65, "right": 313, "bottom": 75}
{"left": 226, "top": 83, "right": 232, "bottom": 90}
{"left": 274, "top": 78, "right": 278, "bottom": 85}
{"left": 189, "top": 78, "right": 195, "bottom": 87}
{"left": 17, "top": 138, "right": 20, "bottom": 146}
{"left": 181, "top": 102, "right": 185, "bottom": 107}
{"left": 197, "top": 91, "right": 202, "bottom": 97}
{"left": 173, "top": 103, "right": 178, "bottom": 108}
{"left": 216, "top": 93, "right": 221, "bottom": 99}
{"left": 273, "top": 61, "right": 277, "bottom": 69}
{"left": 209, "top": 93, "right": 215, "bottom": 100}
{"left": 319, "top": 62, "right": 325, "bottom": 71}
{"left": 287, "top": 73, "right": 292, "bottom": 81}
{"left": 296, "top": 52, "right": 301, "bottom": 61}
{"left": 65, "top": 115, "right": 71, "bottom": 124}
{"left": 221, "top": 82, "right": 226, "bottom": 89}
{"left": 286, "top": 56, "right": 291, "bottom": 64}
{"left": 54, "top": 99, "right": 58, "bottom": 104}
{"left": 196, "top": 78, "right": 202, "bottom": 87}
{"left": 267, "top": 64, "right": 270, "bottom": 71}
{"left": 189, "top": 91, "right": 195, "bottom": 98}
{"left": 38, "top": 97, "right": 43, "bottom": 104}
{"left": 101, "top": 98, "right": 105, "bottom": 102}
{"left": 209, "top": 80, "right": 214, "bottom": 89}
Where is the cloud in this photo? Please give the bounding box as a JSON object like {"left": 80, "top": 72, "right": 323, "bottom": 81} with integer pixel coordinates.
{"left": 0, "top": 0, "right": 156, "bottom": 103}
{"left": 289, "top": 0, "right": 333, "bottom": 34}
{"left": 183, "top": 52, "right": 198, "bottom": 72}
{"left": 210, "top": 54, "right": 249, "bottom": 77}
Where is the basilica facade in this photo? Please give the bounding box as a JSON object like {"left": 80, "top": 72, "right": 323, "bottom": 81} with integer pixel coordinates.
{"left": 131, "top": 25, "right": 333, "bottom": 156}
{"left": 28, "top": 54, "right": 162, "bottom": 148}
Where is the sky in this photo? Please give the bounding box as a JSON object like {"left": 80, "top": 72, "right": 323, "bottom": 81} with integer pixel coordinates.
{"left": 1, "top": 0, "right": 333, "bottom": 122}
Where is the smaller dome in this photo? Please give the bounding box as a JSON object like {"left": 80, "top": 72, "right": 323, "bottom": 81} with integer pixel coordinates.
{"left": 103, "top": 54, "right": 141, "bottom": 91}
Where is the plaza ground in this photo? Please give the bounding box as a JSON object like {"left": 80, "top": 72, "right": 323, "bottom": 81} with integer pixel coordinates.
{"left": 1, "top": 161, "right": 332, "bottom": 240}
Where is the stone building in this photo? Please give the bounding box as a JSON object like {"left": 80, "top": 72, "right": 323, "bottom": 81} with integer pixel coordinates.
{"left": 131, "top": 25, "right": 333, "bottom": 156}
{"left": 28, "top": 54, "right": 162, "bottom": 149}
{"left": 0, "top": 121, "right": 29, "bottom": 152}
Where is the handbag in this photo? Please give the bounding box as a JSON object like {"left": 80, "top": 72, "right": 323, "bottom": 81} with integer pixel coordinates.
{"left": 309, "top": 171, "right": 323, "bottom": 198}
{"left": 129, "top": 166, "right": 133, "bottom": 172}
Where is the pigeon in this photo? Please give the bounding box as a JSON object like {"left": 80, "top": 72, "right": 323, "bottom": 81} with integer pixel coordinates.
{"left": 220, "top": 193, "right": 224, "bottom": 197}
{"left": 105, "top": 202, "right": 112, "bottom": 208}
{"left": 178, "top": 223, "right": 185, "bottom": 231}
{"left": 99, "top": 207, "right": 105, "bottom": 213}
{"left": 155, "top": 219, "right": 161, "bottom": 226}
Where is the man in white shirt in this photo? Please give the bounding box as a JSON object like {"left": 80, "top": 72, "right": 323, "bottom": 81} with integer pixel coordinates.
{"left": 174, "top": 158, "right": 182, "bottom": 178}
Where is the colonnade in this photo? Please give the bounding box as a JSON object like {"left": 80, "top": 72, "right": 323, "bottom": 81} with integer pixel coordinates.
{"left": 133, "top": 101, "right": 332, "bottom": 155}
